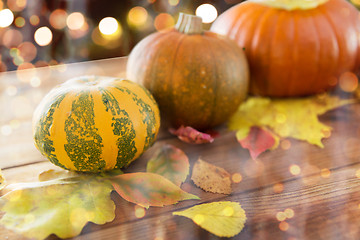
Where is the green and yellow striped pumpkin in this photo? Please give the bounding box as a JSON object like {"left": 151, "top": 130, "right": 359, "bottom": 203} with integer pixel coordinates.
{"left": 32, "top": 76, "right": 160, "bottom": 172}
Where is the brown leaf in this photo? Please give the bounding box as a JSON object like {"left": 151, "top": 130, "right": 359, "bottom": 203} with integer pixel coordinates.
{"left": 191, "top": 159, "right": 232, "bottom": 194}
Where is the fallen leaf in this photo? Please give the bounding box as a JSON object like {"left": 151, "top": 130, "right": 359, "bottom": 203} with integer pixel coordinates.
{"left": 173, "top": 201, "right": 246, "bottom": 237}
{"left": 237, "top": 127, "right": 279, "bottom": 159}
{"left": 146, "top": 144, "right": 190, "bottom": 186}
{"left": 0, "top": 169, "right": 5, "bottom": 191}
{"left": 229, "top": 94, "right": 355, "bottom": 152}
{"left": 0, "top": 170, "right": 115, "bottom": 240}
{"left": 112, "top": 172, "right": 200, "bottom": 208}
{"left": 191, "top": 159, "right": 232, "bottom": 194}
{"left": 169, "top": 126, "right": 214, "bottom": 144}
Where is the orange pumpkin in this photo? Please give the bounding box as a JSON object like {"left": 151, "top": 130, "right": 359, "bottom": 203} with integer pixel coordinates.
{"left": 211, "top": 0, "right": 360, "bottom": 97}
{"left": 127, "top": 13, "right": 249, "bottom": 130}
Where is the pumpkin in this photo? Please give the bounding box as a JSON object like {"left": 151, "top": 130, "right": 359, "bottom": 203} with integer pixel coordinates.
{"left": 32, "top": 76, "right": 160, "bottom": 172}
{"left": 211, "top": 0, "right": 360, "bottom": 97}
{"left": 126, "top": 13, "right": 249, "bottom": 130}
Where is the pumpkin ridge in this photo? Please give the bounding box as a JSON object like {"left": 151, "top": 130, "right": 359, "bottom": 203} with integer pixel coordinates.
{"left": 100, "top": 88, "right": 138, "bottom": 169}
{"left": 307, "top": 12, "right": 322, "bottom": 94}
{"left": 34, "top": 94, "right": 67, "bottom": 170}
{"left": 286, "top": 13, "right": 298, "bottom": 96}
{"left": 113, "top": 85, "right": 158, "bottom": 151}
{"left": 92, "top": 90, "right": 118, "bottom": 170}
{"left": 168, "top": 34, "right": 187, "bottom": 125}
{"left": 64, "top": 91, "right": 105, "bottom": 172}
{"left": 317, "top": 6, "right": 342, "bottom": 77}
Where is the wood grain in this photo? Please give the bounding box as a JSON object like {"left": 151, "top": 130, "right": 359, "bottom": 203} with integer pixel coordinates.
{"left": 1, "top": 58, "right": 360, "bottom": 240}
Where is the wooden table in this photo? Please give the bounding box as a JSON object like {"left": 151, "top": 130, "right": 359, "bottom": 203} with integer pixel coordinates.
{"left": 1, "top": 57, "right": 360, "bottom": 240}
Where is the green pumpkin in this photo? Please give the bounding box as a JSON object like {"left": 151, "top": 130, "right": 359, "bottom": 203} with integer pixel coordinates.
{"left": 32, "top": 76, "right": 160, "bottom": 172}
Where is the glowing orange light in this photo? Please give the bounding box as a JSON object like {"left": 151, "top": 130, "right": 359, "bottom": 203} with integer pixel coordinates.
{"left": 289, "top": 164, "right": 301, "bottom": 176}
{"left": 18, "top": 42, "right": 37, "bottom": 62}
{"left": 280, "top": 139, "right": 291, "bottom": 150}
{"left": 154, "top": 13, "right": 174, "bottom": 31}
{"left": 339, "top": 71, "right": 358, "bottom": 92}
{"left": 273, "top": 183, "right": 284, "bottom": 193}
{"left": 7, "top": 0, "right": 26, "bottom": 11}
{"left": 127, "top": 7, "right": 148, "bottom": 28}
{"left": 0, "top": 9, "right": 14, "bottom": 27}
{"left": 279, "top": 221, "right": 289, "bottom": 231}
{"left": 320, "top": 168, "right": 331, "bottom": 178}
{"left": 67, "top": 12, "right": 85, "bottom": 30}
{"left": 34, "top": 27, "right": 53, "bottom": 46}
{"left": 29, "top": 15, "right": 39, "bottom": 26}
{"left": 231, "top": 173, "right": 242, "bottom": 183}
{"left": 3, "top": 29, "right": 23, "bottom": 48}
{"left": 49, "top": 9, "right": 67, "bottom": 29}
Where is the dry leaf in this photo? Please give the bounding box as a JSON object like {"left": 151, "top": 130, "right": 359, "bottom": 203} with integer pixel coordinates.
{"left": 169, "top": 126, "right": 214, "bottom": 144}
{"left": 146, "top": 144, "right": 190, "bottom": 186}
{"left": 191, "top": 159, "right": 231, "bottom": 194}
{"left": 112, "top": 172, "right": 199, "bottom": 208}
{"left": 237, "top": 127, "right": 279, "bottom": 159}
{"left": 229, "top": 94, "right": 355, "bottom": 155}
{"left": 0, "top": 170, "right": 115, "bottom": 240}
{"left": 173, "top": 201, "right": 246, "bottom": 237}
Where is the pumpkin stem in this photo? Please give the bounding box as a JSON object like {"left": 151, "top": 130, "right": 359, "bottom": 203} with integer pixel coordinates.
{"left": 175, "top": 13, "right": 203, "bottom": 35}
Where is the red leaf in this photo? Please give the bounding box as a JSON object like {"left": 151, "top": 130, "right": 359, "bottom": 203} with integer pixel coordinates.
{"left": 111, "top": 172, "right": 199, "bottom": 208}
{"left": 237, "top": 127, "right": 276, "bottom": 159}
{"left": 146, "top": 144, "right": 189, "bottom": 186}
{"left": 169, "top": 126, "right": 214, "bottom": 144}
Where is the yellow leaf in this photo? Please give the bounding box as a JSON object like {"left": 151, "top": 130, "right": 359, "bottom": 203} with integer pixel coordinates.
{"left": 229, "top": 94, "right": 355, "bottom": 148}
{"left": 0, "top": 168, "right": 5, "bottom": 191}
{"left": 173, "top": 201, "right": 246, "bottom": 237}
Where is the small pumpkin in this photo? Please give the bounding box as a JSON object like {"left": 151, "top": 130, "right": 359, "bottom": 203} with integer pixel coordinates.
{"left": 211, "top": 0, "right": 360, "bottom": 97}
{"left": 127, "top": 13, "right": 249, "bottom": 130}
{"left": 32, "top": 76, "right": 160, "bottom": 172}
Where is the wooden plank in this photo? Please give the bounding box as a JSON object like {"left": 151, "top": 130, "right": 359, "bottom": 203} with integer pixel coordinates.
{"left": 2, "top": 161, "right": 358, "bottom": 240}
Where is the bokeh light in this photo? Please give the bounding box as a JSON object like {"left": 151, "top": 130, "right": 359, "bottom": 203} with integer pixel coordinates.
{"left": 99, "top": 17, "right": 119, "bottom": 35}
{"left": 279, "top": 221, "right": 289, "bottom": 231}
{"left": 49, "top": 9, "right": 68, "bottom": 29}
{"left": 14, "top": 16, "right": 25, "bottom": 27}
{"left": 339, "top": 71, "right": 358, "bottom": 92}
{"left": 29, "top": 15, "right": 39, "bottom": 26}
{"left": 34, "top": 27, "right": 53, "bottom": 46}
{"left": 289, "top": 164, "right": 301, "bottom": 176}
{"left": 67, "top": 12, "right": 85, "bottom": 30}
{"left": 231, "top": 173, "right": 242, "bottom": 183}
{"left": 154, "top": 13, "right": 174, "bottom": 31}
{"left": 127, "top": 7, "right": 148, "bottom": 28}
{"left": 18, "top": 42, "right": 37, "bottom": 62}
{"left": 0, "top": 9, "right": 14, "bottom": 28}
{"left": 195, "top": 4, "right": 218, "bottom": 23}
{"left": 2, "top": 29, "right": 23, "bottom": 48}
{"left": 320, "top": 168, "right": 331, "bottom": 178}
{"left": 7, "top": 0, "right": 27, "bottom": 12}
{"left": 168, "top": 0, "right": 180, "bottom": 6}
{"left": 273, "top": 183, "right": 284, "bottom": 193}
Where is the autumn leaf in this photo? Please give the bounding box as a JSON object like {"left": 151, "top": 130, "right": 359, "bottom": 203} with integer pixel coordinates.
{"left": 111, "top": 172, "right": 200, "bottom": 208}
{"left": 191, "top": 159, "right": 232, "bottom": 194}
{"left": 0, "top": 169, "right": 115, "bottom": 240}
{"left": 173, "top": 201, "right": 246, "bottom": 237}
{"left": 169, "top": 126, "right": 214, "bottom": 144}
{"left": 237, "top": 127, "right": 279, "bottom": 159}
{"left": 147, "top": 144, "right": 189, "bottom": 186}
{"left": 0, "top": 169, "right": 5, "bottom": 191}
{"left": 229, "top": 94, "right": 355, "bottom": 154}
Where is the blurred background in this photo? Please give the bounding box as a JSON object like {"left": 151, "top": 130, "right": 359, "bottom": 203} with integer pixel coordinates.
{"left": 0, "top": 0, "right": 359, "bottom": 73}
{"left": 0, "top": 0, "right": 246, "bottom": 72}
